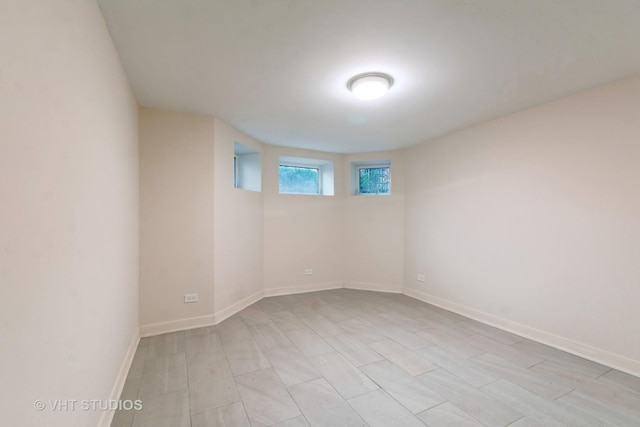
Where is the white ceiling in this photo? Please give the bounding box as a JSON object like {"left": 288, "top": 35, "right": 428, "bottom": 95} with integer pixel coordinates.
{"left": 98, "top": 0, "right": 640, "bottom": 153}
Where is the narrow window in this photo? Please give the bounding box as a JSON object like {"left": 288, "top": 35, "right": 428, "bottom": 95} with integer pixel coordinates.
{"left": 234, "top": 142, "right": 261, "bottom": 192}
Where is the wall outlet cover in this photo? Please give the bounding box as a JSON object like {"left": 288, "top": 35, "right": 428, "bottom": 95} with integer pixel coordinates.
{"left": 184, "top": 293, "right": 199, "bottom": 303}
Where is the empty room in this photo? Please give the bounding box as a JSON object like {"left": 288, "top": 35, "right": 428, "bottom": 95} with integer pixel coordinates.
{"left": 2, "top": 0, "right": 640, "bottom": 426}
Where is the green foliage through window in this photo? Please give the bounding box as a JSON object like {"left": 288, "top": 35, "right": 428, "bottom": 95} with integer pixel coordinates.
{"left": 279, "top": 165, "right": 320, "bottom": 194}
{"left": 359, "top": 167, "right": 390, "bottom": 194}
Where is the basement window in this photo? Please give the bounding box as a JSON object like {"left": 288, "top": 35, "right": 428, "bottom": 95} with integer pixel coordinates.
{"left": 234, "top": 142, "right": 261, "bottom": 192}
{"left": 352, "top": 161, "right": 391, "bottom": 195}
{"left": 279, "top": 156, "right": 334, "bottom": 196}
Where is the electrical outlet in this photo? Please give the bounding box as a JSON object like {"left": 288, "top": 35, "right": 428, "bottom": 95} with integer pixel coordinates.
{"left": 304, "top": 268, "right": 313, "bottom": 275}
{"left": 184, "top": 293, "right": 198, "bottom": 303}
{"left": 417, "top": 274, "right": 425, "bottom": 282}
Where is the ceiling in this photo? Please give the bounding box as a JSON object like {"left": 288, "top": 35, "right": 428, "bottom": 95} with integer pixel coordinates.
{"left": 97, "top": 0, "right": 640, "bottom": 153}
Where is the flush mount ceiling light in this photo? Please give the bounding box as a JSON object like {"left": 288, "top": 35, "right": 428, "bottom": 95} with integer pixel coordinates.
{"left": 347, "top": 72, "right": 394, "bottom": 100}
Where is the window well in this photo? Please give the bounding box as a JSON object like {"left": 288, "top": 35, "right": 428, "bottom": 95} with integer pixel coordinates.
{"left": 279, "top": 156, "right": 334, "bottom": 196}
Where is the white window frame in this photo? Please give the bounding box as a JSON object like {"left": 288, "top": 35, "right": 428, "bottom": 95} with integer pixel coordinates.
{"left": 233, "top": 155, "right": 238, "bottom": 188}
{"left": 352, "top": 161, "right": 392, "bottom": 196}
{"left": 234, "top": 142, "right": 262, "bottom": 192}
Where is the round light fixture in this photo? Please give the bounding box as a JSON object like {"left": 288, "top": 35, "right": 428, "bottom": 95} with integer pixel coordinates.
{"left": 347, "top": 72, "right": 394, "bottom": 100}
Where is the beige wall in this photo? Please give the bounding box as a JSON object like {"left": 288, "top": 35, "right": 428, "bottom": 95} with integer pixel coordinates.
{"left": 138, "top": 115, "right": 405, "bottom": 316}
{"left": 213, "top": 119, "right": 264, "bottom": 313}
{"left": 342, "top": 150, "right": 405, "bottom": 291}
{"left": 0, "top": 1, "right": 139, "bottom": 426}
{"left": 262, "top": 146, "right": 406, "bottom": 294}
{"left": 404, "top": 75, "right": 640, "bottom": 373}
{"left": 139, "top": 109, "right": 215, "bottom": 327}
{"left": 138, "top": 115, "right": 266, "bottom": 327}
{"left": 263, "top": 146, "right": 345, "bottom": 293}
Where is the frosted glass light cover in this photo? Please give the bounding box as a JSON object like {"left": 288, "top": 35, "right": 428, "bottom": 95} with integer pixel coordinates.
{"left": 348, "top": 73, "right": 394, "bottom": 100}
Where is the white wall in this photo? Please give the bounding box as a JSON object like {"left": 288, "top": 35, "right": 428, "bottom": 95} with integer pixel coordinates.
{"left": 139, "top": 108, "right": 215, "bottom": 329}
{"left": 404, "top": 75, "right": 640, "bottom": 374}
{"left": 139, "top": 118, "right": 404, "bottom": 322}
{"left": 343, "top": 150, "right": 405, "bottom": 292}
{"left": 262, "top": 146, "right": 406, "bottom": 294}
{"left": 0, "top": 1, "right": 139, "bottom": 426}
{"left": 263, "top": 146, "right": 345, "bottom": 293}
{"left": 213, "top": 119, "right": 265, "bottom": 316}
{"left": 138, "top": 115, "right": 266, "bottom": 328}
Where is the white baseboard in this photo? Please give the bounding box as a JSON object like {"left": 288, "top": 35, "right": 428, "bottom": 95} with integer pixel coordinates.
{"left": 138, "top": 283, "right": 345, "bottom": 338}
{"left": 403, "top": 287, "right": 640, "bottom": 378}
{"left": 139, "top": 314, "right": 215, "bottom": 337}
{"left": 344, "top": 281, "right": 403, "bottom": 293}
{"left": 213, "top": 289, "right": 265, "bottom": 324}
{"left": 264, "top": 281, "right": 344, "bottom": 297}
{"left": 133, "top": 284, "right": 640, "bottom": 381}
{"left": 98, "top": 329, "right": 140, "bottom": 427}
{"left": 134, "top": 282, "right": 640, "bottom": 377}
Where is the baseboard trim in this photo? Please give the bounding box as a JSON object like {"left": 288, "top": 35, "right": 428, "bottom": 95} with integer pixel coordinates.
{"left": 136, "top": 285, "right": 640, "bottom": 378}
{"left": 98, "top": 329, "right": 140, "bottom": 427}
{"left": 344, "top": 281, "right": 403, "bottom": 293}
{"left": 403, "top": 287, "right": 640, "bottom": 378}
{"left": 264, "top": 281, "right": 344, "bottom": 297}
{"left": 213, "top": 289, "right": 265, "bottom": 325}
{"left": 140, "top": 314, "right": 215, "bottom": 338}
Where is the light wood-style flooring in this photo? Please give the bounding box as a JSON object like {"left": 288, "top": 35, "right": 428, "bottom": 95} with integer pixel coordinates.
{"left": 112, "top": 289, "right": 640, "bottom": 426}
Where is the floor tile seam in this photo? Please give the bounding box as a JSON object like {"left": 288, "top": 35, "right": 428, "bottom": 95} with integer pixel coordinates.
{"left": 424, "top": 358, "right": 500, "bottom": 389}
{"left": 430, "top": 369, "right": 520, "bottom": 406}
{"left": 475, "top": 359, "right": 566, "bottom": 396}
{"left": 130, "top": 389, "right": 190, "bottom": 426}
{"left": 369, "top": 344, "right": 436, "bottom": 372}
{"left": 225, "top": 316, "right": 274, "bottom": 377}
{"left": 359, "top": 367, "right": 448, "bottom": 414}
{"left": 188, "top": 396, "right": 243, "bottom": 419}
{"left": 468, "top": 351, "right": 543, "bottom": 381}
{"left": 557, "top": 389, "right": 640, "bottom": 425}
{"left": 345, "top": 386, "right": 429, "bottom": 424}
{"left": 506, "top": 336, "right": 526, "bottom": 346}
{"left": 416, "top": 399, "right": 452, "bottom": 416}
{"left": 595, "top": 368, "right": 614, "bottom": 379}
{"left": 183, "top": 337, "right": 196, "bottom": 420}
{"left": 551, "top": 387, "right": 576, "bottom": 402}
{"left": 136, "top": 351, "right": 177, "bottom": 398}
{"left": 381, "top": 380, "right": 445, "bottom": 415}
{"left": 187, "top": 329, "right": 243, "bottom": 417}
{"left": 284, "top": 378, "right": 335, "bottom": 427}
{"left": 481, "top": 378, "right": 618, "bottom": 426}
{"left": 504, "top": 415, "right": 527, "bottom": 426}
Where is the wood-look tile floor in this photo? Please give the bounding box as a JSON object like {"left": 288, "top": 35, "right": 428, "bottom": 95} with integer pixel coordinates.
{"left": 112, "top": 289, "right": 640, "bottom": 426}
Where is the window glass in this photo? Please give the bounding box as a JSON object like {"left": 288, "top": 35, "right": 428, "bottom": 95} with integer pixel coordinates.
{"left": 359, "top": 166, "right": 390, "bottom": 194}
{"left": 279, "top": 165, "right": 320, "bottom": 194}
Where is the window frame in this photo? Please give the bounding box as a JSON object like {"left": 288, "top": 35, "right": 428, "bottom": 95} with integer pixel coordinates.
{"left": 233, "top": 155, "right": 238, "bottom": 188}
{"left": 233, "top": 142, "right": 262, "bottom": 192}
{"left": 352, "top": 161, "right": 392, "bottom": 196}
